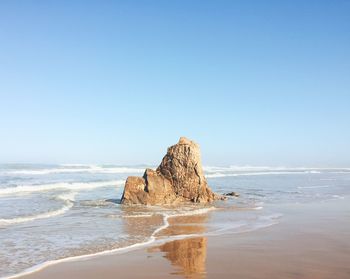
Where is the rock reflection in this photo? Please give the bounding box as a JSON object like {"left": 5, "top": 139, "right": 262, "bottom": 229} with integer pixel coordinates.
{"left": 150, "top": 214, "right": 209, "bottom": 278}
{"left": 120, "top": 206, "right": 210, "bottom": 278}
{"left": 158, "top": 237, "right": 207, "bottom": 278}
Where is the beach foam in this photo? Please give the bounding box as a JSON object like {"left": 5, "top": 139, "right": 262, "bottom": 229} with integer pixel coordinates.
{"left": 0, "top": 192, "right": 76, "bottom": 226}
{"left": 0, "top": 180, "right": 124, "bottom": 196}
{"left": 203, "top": 166, "right": 350, "bottom": 173}
{"left": 6, "top": 165, "right": 145, "bottom": 175}
{"left": 298, "top": 185, "right": 330, "bottom": 189}
{"left": 206, "top": 171, "right": 321, "bottom": 178}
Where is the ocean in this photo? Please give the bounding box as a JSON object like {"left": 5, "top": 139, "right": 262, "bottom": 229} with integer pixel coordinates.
{"left": 0, "top": 164, "right": 349, "bottom": 278}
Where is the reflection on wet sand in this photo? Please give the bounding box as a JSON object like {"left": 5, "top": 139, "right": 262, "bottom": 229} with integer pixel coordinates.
{"left": 120, "top": 207, "right": 210, "bottom": 278}
{"left": 150, "top": 214, "right": 209, "bottom": 278}
{"left": 156, "top": 237, "right": 207, "bottom": 279}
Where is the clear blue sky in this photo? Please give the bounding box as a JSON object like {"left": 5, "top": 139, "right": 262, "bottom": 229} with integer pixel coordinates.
{"left": 0, "top": 0, "right": 349, "bottom": 167}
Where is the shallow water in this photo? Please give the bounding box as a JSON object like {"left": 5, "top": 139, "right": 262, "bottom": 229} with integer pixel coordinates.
{"left": 0, "top": 164, "right": 349, "bottom": 278}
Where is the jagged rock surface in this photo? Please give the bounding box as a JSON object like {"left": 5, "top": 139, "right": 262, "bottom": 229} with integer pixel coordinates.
{"left": 121, "top": 137, "right": 224, "bottom": 205}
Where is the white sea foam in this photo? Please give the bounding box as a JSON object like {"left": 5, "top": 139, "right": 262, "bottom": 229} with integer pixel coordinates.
{"left": 157, "top": 213, "right": 282, "bottom": 239}
{"left": 106, "top": 213, "right": 155, "bottom": 219}
{"left": 259, "top": 213, "right": 283, "bottom": 220}
{"left": 6, "top": 165, "right": 145, "bottom": 175}
{"left": 203, "top": 165, "right": 350, "bottom": 173}
{"left": 332, "top": 195, "right": 345, "bottom": 200}
{"left": 298, "top": 185, "right": 330, "bottom": 189}
{"left": 206, "top": 171, "right": 321, "bottom": 178}
{"left": 0, "top": 192, "right": 76, "bottom": 226}
{"left": 171, "top": 207, "right": 216, "bottom": 217}
{"left": 4, "top": 165, "right": 350, "bottom": 176}
{"left": 203, "top": 166, "right": 306, "bottom": 173}
{"left": 203, "top": 166, "right": 289, "bottom": 173}
{"left": 0, "top": 180, "right": 124, "bottom": 196}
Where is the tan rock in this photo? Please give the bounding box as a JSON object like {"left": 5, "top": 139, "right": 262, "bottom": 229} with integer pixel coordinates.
{"left": 120, "top": 137, "right": 225, "bottom": 205}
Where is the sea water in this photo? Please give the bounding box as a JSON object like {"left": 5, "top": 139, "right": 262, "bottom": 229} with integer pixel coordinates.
{"left": 0, "top": 164, "right": 349, "bottom": 278}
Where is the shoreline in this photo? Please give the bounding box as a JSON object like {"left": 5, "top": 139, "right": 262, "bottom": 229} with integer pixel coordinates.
{"left": 2, "top": 213, "right": 171, "bottom": 279}
{"left": 2, "top": 204, "right": 270, "bottom": 279}
{"left": 2, "top": 207, "right": 217, "bottom": 279}
{"left": 9, "top": 197, "right": 350, "bottom": 279}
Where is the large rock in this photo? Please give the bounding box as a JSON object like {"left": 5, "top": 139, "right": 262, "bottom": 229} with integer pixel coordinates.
{"left": 121, "top": 137, "right": 224, "bottom": 205}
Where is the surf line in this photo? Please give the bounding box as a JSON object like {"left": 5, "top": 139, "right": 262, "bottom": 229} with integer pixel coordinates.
{"left": 2, "top": 207, "right": 217, "bottom": 279}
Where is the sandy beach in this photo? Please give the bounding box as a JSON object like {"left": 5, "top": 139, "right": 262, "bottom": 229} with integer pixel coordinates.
{"left": 18, "top": 198, "right": 350, "bottom": 279}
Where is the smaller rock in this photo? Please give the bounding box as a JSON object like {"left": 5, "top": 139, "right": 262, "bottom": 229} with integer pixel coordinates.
{"left": 225, "top": 192, "right": 240, "bottom": 197}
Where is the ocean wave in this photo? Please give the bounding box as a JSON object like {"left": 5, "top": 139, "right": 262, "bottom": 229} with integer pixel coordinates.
{"left": 6, "top": 166, "right": 145, "bottom": 175}
{"left": 203, "top": 165, "right": 350, "bottom": 173}
{"left": 332, "top": 195, "right": 345, "bottom": 200}
{"left": 4, "top": 165, "right": 350, "bottom": 176}
{"left": 0, "top": 193, "right": 76, "bottom": 226}
{"left": 0, "top": 180, "right": 124, "bottom": 196}
{"left": 107, "top": 206, "right": 216, "bottom": 220}
{"left": 170, "top": 206, "right": 216, "bottom": 217}
{"left": 203, "top": 166, "right": 289, "bottom": 173}
{"left": 206, "top": 170, "right": 321, "bottom": 178}
{"left": 298, "top": 185, "right": 330, "bottom": 189}
{"left": 156, "top": 213, "right": 282, "bottom": 240}
{"left": 79, "top": 199, "right": 121, "bottom": 208}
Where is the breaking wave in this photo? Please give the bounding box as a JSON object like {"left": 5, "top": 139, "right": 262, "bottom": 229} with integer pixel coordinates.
{"left": 0, "top": 180, "right": 124, "bottom": 196}
{"left": 298, "top": 185, "right": 330, "bottom": 189}
{"left": 206, "top": 171, "right": 321, "bottom": 178}
{"left": 0, "top": 193, "right": 76, "bottom": 226}
{"left": 203, "top": 166, "right": 350, "bottom": 173}
{"left": 6, "top": 165, "right": 145, "bottom": 175}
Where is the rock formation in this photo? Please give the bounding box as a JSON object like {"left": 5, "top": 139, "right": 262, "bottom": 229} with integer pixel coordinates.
{"left": 121, "top": 137, "right": 224, "bottom": 205}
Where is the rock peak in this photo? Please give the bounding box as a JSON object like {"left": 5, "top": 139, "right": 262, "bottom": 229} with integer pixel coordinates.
{"left": 121, "top": 138, "right": 224, "bottom": 205}
{"left": 178, "top": 137, "right": 194, "bottom": 145}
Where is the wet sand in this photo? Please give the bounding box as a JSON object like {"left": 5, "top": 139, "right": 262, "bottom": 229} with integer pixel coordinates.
{"left": 19, "top": 198, "right": 350, "bottom": 279}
